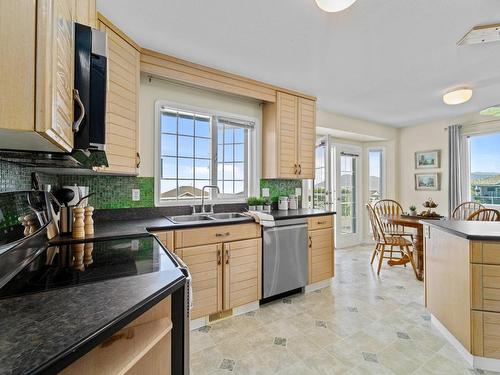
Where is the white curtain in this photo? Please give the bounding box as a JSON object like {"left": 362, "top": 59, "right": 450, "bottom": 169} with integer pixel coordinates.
{"left": 448, "top": 124, "right": 464, "bottom": 216}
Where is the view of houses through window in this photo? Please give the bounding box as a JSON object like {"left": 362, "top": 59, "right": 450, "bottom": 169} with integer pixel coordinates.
{"left": 470, "top": 132, "right": 500, "bottom": 205}
{"left": 158, "top": 107, "right": 250, "bottom": 203}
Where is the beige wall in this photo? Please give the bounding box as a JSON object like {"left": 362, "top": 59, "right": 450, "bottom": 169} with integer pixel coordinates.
{"left": 139, "top": 74, "right": 262, "bottom": 177}
{"left": 398, "top": 113, "right": 500, "bottom": 216}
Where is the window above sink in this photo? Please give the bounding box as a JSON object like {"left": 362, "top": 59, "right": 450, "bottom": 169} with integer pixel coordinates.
{"left": 154, "top": 101, "right": 260, "bottom": 207}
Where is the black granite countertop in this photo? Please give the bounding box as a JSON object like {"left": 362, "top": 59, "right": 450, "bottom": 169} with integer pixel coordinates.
{"left": 269, "top": 208, "right": 335, "bottom": 220}
{"left": 0, "top": 259, "right": 185, "bottom": 374}
{"left": 421, "top": 219, "right": 500, "bottom": 241}
{"left": 50, "top": 209, "right": 335, "bottom": 245}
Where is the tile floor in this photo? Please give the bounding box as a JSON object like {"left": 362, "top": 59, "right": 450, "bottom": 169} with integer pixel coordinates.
{"left": 190, "top": 245, "right": 499, "bottom": 374}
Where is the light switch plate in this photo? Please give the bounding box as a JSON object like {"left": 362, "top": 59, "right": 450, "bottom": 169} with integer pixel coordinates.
{"left": 295, "top": 188, "right": 302, "bottom": 196}
{"left": 262, "top": 188, "right": 270, "bottom": 197}
{"left": 132, "top": 189, "right": 140, "bottom": 201}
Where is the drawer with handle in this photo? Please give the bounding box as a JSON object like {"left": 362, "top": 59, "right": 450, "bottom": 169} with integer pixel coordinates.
{"left": 472, "top": 264, "right": 500, "bottom": 312}
{"left": 308, "top": 215, "right": 333, "bottom": 231}
{"left": 174, "top": 223, "right": 261, "bottom": 248}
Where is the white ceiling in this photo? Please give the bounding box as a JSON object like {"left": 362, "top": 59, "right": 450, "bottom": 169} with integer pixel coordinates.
{"left": 97, "top": 0, "right": 500, "bottom": 128}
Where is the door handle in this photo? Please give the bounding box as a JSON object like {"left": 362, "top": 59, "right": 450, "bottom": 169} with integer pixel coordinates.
{"left": 309, "top": 235, "right": 312, "bottom": 248}
{"left": 294, "top": 163, "right": 298, "bottom": 175}
{"left": 225, "top": 248, "right": 230, "bottom": 264}
{"left": 298, "top": 164, "right": 302, "bottom": 174}
{"left": 73, "top": 89, "right": 85, "bottom": 133}
{"left": 217, "top": 249, "right": 222, "bottom": 265}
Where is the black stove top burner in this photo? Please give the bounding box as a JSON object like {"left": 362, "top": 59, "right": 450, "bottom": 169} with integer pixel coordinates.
{"left": 0, "top": 235, "right": 176, "bottom": 299}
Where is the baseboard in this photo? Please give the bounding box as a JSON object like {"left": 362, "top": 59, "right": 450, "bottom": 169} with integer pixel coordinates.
{"left": 431, "top": 314, "right": 500, "bottom": 372}
{"left": 189, "top": 300, "right": 260, "bottom": 330}
{"left": 305, "top": 278, "right": 332, "bottom": 293}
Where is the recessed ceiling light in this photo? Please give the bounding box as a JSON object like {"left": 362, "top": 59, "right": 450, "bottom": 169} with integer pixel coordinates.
{"left": 480, "top": 105, "right": 500, "bottom": 117}
{"left": 443, "top": 88, "right": 473, "bottom": 105}
{"left": 315, "top": 0, "right": 357, "bottom": 12}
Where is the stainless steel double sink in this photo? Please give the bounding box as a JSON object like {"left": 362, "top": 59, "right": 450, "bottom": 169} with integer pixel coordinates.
{"left": 166, "top": 212, "right": 246, "bottom": 224}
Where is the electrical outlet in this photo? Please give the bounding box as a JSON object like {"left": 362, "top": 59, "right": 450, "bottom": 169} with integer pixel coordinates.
{"left": 295, "top": 188, "right": 302, "bottom": 196}
{"left": 262, "top": 188, "right": 270, "bottom": 198}
{"left": 132, "top": 189, "right": 140, "bottom": 201}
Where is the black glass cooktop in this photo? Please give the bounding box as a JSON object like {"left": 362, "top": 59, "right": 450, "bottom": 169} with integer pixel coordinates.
{"left": 0, "top": 235, "right": 176, "bottom": 299}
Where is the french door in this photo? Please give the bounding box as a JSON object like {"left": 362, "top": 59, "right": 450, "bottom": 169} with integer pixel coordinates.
{"left": 334, "top": 145, "right": 362, "bottom": 248}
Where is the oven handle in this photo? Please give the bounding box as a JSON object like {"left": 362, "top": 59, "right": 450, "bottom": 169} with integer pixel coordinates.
{"left": 170, "top": 251, "right": 193, "bottom": 310}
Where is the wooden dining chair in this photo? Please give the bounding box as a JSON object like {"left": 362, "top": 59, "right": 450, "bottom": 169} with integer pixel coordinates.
{"left": 366, "top": 204, "right": 418, "bottom": 277}
{"left": 373, "top": 199, "right": 412, "bottom": 238}
{"left": 452, "top": 202, "right": 485, "bottom": 220}
{"left": 467, "top": 208, "right": 500, "bottom": 222}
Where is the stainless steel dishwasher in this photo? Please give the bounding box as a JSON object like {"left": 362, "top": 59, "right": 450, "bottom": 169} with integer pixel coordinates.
{"left": 263, "top": 218, "right": 308, "bottom": 298}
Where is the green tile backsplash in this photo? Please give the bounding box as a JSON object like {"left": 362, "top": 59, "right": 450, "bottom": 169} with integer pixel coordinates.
{"left": 260, "top": 179, "right": 302, "bottom": 202}
{"left": 0, "top": 161, "right": 154, "bottom": 209}
{"left": 2, "top": 161, "right": 301, "bottom": 209}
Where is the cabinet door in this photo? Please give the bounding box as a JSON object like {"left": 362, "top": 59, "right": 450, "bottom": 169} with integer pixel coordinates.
{"left": 297, "top": 98, "right": 316, "bottom": 179}
{"left": 0, "top": 0, "right": 36, "bottom": 133}
{"left": 36, "top": 0, "right": 76, "bottom": 152}
{"left": 277, "top": 92, "right": 298, "bottom": 179}
{"left": 308, "top": 228, "right": 334, "bottom": 284}
{"left": 223, "top": 238, "right": 262, "bottom": 310}
{"left": 177, "top": 244, "right": 223, "bottom": 319}
{"left": 75, "top": 0, "right": 96, "bottom": 27}
{"left": 98, "top": 21, "right": 140, "bottom": 175}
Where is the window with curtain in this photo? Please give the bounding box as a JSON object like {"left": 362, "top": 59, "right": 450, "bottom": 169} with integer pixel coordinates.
{"left": 157, "top": 106, "right": 253, "bottom": 204}
{"left": 469, "top": 132, "right": 500, "bottom": 205}
{"left": 368, "top": 149, "right": 383, "bottom": 203}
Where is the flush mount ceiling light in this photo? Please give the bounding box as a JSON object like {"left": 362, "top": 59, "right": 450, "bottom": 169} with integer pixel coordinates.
{"left": 442, "top": 88, "right": 473, "bottom": 105}
{"left": 315, "top": 0, "right": 357, "bottom": 12}
{"left": 480, "top": 105, "right": 500, "bottom": 117}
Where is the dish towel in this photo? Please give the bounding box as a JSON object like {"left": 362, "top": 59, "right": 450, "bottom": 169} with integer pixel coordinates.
{"left": 243, "top": 211, "right": 275, "bottom": 227}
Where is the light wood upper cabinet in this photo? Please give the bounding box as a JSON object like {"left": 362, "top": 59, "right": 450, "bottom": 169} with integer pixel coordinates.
{"left": 262, "top": 92, "right": 316, "bottom": 179}
{"left": 0, "top": 0, "right": 36, "bottom": 134}
{"left": 36, "top": 0, "right": 76, "bottom": 152}
{"left": 97, "top": 14, "right": 141, "bottom": 175}
{"left": 223, "top": 238, "right": 262, "bottom": 310}
{"left": 0, "top": 0, "right": 95, "bottom": 153}
{"left": 75, "top": 0, "right": 96, "bottom": 27}
{"left": 297, "top": 97, "right": 316, "bottom": 179}
{"left": 177, "top": 244, "right": 223, "bottom": 320}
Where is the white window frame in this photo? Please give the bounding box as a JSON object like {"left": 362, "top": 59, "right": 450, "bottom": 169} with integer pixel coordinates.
{"left": 367, "top": 147, "right": 386, "bottom": 204}
{"left": 154, "top": 100, "right": 260, "bottom": 207}
{"left": 464, "top": 130, "right": 500, "bottom": 208}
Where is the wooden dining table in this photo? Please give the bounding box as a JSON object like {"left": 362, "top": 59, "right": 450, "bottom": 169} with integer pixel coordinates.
{"left": 381, "top": 215, "right": 429, "bottom": 281}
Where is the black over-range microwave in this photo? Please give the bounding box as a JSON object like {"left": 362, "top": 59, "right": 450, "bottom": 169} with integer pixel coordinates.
{"left": 74, "top": 22, "right": 107, "bottom": 151}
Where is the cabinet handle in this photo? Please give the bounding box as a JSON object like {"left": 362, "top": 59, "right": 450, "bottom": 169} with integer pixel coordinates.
{"left": 225, "top": 248, "right": 230, "bottom": 264}
{"left": 294, "top": 163, "right": 298, "bottom": 175}
{"left": 217, "top": 249, "right": 222, "bottom": 265}
{"left": 318, "top": 221, "right": 326, "bottom": 225}
{"left": 216, "top": 232, "right": 230, "bottom": 237}
{"left": 73, "top": 89, "right": 85, "bottom": 133}
{"left": 298, "top": 164, "right": 302, "bottom": 174}
{"left": 309, "top": 235, "right": 312, "bottom": 248}
{"left": 136, "top": 152, "right": 141, "bottom": 168}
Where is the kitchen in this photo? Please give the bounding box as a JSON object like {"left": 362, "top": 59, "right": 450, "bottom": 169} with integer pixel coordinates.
{"left": 1, "top": 0, "right": 500, "bottom": 374}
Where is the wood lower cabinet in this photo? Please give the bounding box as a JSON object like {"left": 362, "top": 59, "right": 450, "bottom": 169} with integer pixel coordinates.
{"left": 75, "top": 0, "right": 96, "bottom": 27}
{"left": 223, "top": 238, "right": 262, "bottom": 310}
{"left": 262, "top": 91, "right": 316, "bottom": 179}
{"left": 97, "top": 14, "right": 140, "bottom": 175}
{"left": 60, "top": 297, "right": 172, "bottom": 375}
{"left": 308, "top": 216, "right": 334, "bottom": 284}
{"left": 160, "top": 223, "right": 262, "bottom": 320}
{"left": 176, "top": 244, "right": 223, "bottom": 319}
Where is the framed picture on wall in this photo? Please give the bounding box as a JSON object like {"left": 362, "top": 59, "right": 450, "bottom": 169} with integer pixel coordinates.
{"left": 415, "top": 173, "right": 440, "bottom": 191}
{"left": 415, "top": 150, "right": 440, "bottom": 169}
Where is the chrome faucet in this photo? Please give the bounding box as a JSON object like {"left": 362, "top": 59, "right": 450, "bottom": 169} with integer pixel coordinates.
{"left": 201, "top": 185, "right": 220, "bottom": 213}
